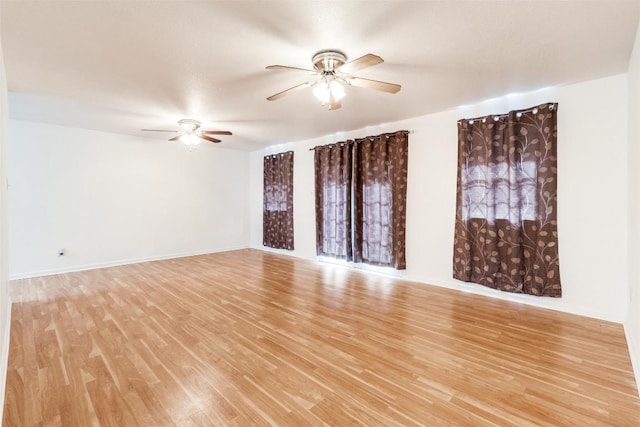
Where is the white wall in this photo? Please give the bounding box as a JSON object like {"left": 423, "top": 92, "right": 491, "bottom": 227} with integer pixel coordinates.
{"left": 8, "top": 120, "right": 250, "bottom": 277}
{"left": 0, "top": 26, "right": 12, "bottom": 422}
{"left": 250, "top": 74, "right": 630, "bottom": 323}
{"left": 626, "top": 21, "right": 640, "bottom": 393}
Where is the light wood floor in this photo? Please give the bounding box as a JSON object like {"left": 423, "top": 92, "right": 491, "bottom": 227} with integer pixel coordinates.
{"left": 3, "top": 249, "right": 639, "bottom": 426}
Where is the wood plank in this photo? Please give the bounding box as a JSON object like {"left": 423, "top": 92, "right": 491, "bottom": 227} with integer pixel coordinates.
{"left": 3, "top": 249, "right": 639, "bottom": 425}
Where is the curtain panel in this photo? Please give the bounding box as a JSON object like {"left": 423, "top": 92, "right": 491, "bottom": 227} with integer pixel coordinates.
{"left": 314, "top": 131, "right": 409, "bottom": 269}
{"left": 314, "top": 143, "right": 353, "bottom": 259}
{"left": 263, "top": 151, "right": 294, "bottom": 250}
{"left": 353, "top": 131, "right": 409, "bottom": 269}
{"left": 453, "top": 103, "right": 561, "bottom": 297}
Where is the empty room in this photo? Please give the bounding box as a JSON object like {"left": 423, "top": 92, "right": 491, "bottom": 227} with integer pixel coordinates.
{"left": 0, "top": 1, "right": 640, "bottom": 425}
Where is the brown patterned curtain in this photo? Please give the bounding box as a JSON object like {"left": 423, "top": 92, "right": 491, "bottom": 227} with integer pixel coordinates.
{"left": 263, "top": 151, "right": 294, "bottom": 250}
{"left": 314, "top": 143, "right": 352, "bottom": 259}
{"left": 353, "top": 131, "right": 409, "bottom": 269}
{"left": 453, "top": 103, "right": 561, "bottom": 297}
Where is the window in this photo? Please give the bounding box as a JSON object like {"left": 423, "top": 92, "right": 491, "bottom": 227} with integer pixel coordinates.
{"left": 359, "top": 181, "right": 393, "bottom": 264}
{"left": 461, "top": 160, "right": 537, "bottom": 224}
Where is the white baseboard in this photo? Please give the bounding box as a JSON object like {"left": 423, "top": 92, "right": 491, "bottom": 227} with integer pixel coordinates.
{"left": 252, "top": 246, "right": 623, "bottom": 323}
{"left": 403, "top": 274, "right": 623, "bottom": 323}
{"left": 0, "top": 298, "right": 12, "bottom": 423}
{"left": 9, "top": 245, "right": 249, "bottom": 280}
{"left": 624, "top": 319, "right": 640, "bottom": 398}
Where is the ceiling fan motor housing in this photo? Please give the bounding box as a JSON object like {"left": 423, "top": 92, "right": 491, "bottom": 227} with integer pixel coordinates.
{"left": 178, "top": 118, "right": 201, "bottom": 133}
{"left": 312, "top": 50, "right": 347, "bottom": 72}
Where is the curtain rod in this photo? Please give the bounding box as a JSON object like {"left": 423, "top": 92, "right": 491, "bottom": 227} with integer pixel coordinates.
{"left": 308, "top": 130, "right": 413, "bottom": 151}
{"left": 458, "top": 103, "right": 557, "bottom": 125}
{"left": 266, "top": 150, "right": 294, "bottom": 159}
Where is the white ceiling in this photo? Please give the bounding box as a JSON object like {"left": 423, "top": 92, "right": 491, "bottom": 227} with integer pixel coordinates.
{"left": 1, "top": 1, "right": 639, "bottom": 151}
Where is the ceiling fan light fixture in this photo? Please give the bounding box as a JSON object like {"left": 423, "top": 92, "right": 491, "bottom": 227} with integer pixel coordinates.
{"left": 180, "top": 133, "right": 201, "bottom": 146}
{"left": 313, "top": 78, "right": 345, "bottom": 105}
{"left": 329, "top": 80, "right": 345, "bottom": 101}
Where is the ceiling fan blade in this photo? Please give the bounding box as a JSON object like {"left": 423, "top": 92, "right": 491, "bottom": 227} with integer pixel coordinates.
{"left": 338, "top": 54, "right": 383, "bottom": 74}
{"left": 199, "top": 135, "right": 221, "bottom": 143}
{"left": 266, "top": 65, "right": 316, "bottom": 73}
{"left": 141, "top": 129, "right": 178, "bottom": 133}
{"left": 201, "top": 130, "right": 232, "bottom": 135}
{"left": 267, "top": 82, "right": 313, "bottom": 101}
{"left": 168, "top": 135, "right": 182, "bottom": 141}
{"left": 347, "top": 77, "right": 401, "bottom": 94}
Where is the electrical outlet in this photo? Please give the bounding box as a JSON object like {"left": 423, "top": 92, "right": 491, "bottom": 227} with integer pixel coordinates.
{"left": 57, "top": 248, "right": 66, "bottom": 257}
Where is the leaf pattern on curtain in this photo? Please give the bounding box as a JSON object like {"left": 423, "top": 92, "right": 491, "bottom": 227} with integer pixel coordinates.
{"left": 263, "top": 151, "right": 294, "bottom": 250}
{"left": 314, "top": 143, "right": 352, "bottom": 259}
{"left": 453, "top": 103, "right": 561, "bottom": 297}
{"left": 353, "top": 131, "right": 409, "bottom": 270}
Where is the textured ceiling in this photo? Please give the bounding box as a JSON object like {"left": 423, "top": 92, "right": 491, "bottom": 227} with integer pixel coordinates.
{"left": 1, "top": 1, "right": 639, "bottom": 150}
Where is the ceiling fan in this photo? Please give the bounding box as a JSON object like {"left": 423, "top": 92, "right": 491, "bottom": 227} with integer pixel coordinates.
{"left": 266, "top": 50, "right": 401, "bottom": 110}
{"left": 141, "top": 119, "right": 232, "bottom": 146}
